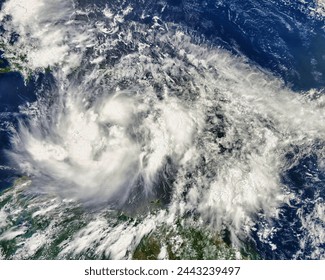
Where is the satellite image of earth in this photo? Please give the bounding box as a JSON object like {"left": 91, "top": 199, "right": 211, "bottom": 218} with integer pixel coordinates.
{"left": 0, "top": 0, "right": 324, "bottom": 260}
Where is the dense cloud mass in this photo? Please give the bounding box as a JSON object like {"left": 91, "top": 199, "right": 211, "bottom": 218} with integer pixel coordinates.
{"left": 0, "top": 0, "right": 324, "bottom": 259}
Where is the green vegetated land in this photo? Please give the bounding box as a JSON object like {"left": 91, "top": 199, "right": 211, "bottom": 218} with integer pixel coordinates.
{"left": 132, "top": 220, "right": 260, "bottom": 260}
{"left": 0, "top": 177, "right": 260, "bottom": 260}
{"left": 0, "top": 45, "right": 37, "bottom": 77}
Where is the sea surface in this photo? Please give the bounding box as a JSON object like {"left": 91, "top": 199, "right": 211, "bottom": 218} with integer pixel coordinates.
{"left": 0, "top": 0, "right": 324, "bottom": 259}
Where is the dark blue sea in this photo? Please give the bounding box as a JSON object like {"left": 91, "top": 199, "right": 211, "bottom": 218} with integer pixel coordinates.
{"left": 0, "top": 0, "right": 324, "bottom": 260}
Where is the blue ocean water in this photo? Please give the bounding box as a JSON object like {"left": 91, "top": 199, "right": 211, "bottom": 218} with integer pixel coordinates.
{"left": 0, "top": 0, "right": 324, "bottom": 259}
{"left": 130, "top": 0, "right": 325, "bottom": 90}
